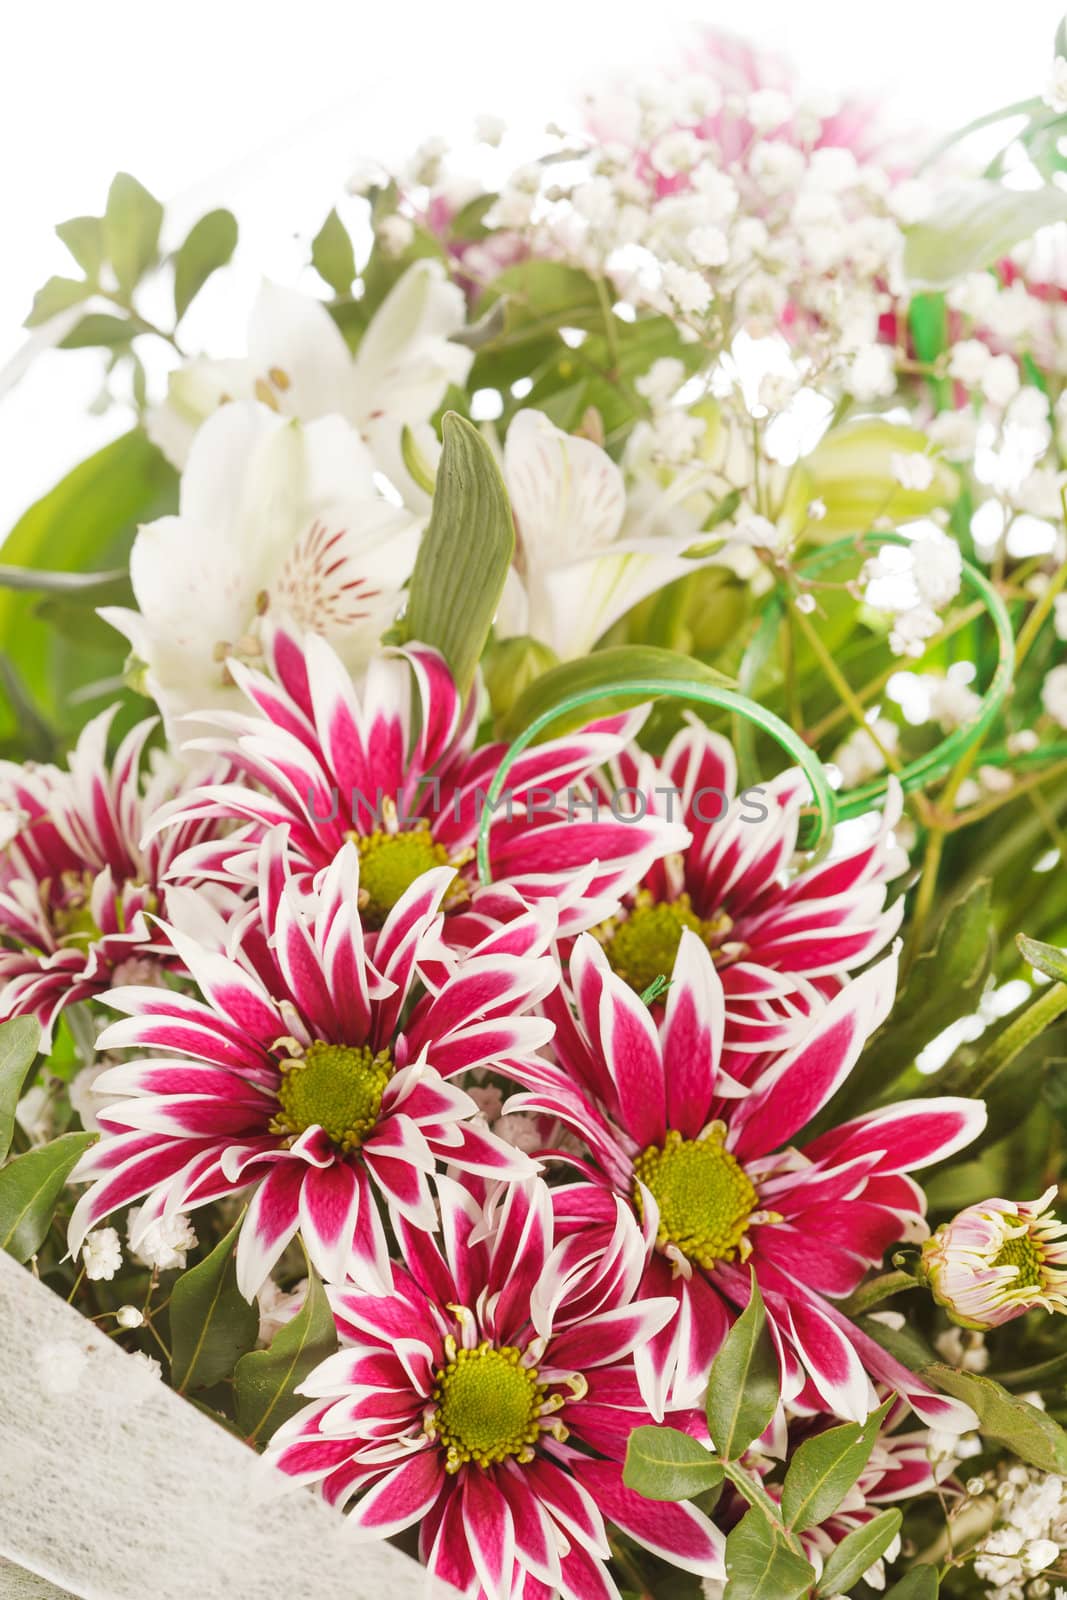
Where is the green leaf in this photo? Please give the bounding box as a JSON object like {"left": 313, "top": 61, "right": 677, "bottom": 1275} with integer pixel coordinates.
{"left": 924, "top": 1364, "right": 1067, "bottom": 1474}
{"left": 1018, "top": 933, "right": 1067, "bottom": 985}
{"left": 400, "top": 423, "right": 437, "bottom": 495}
{"left": 169, "top": 1218, "right": 259, "bottom": 1393}
{"left": 706, "top": 1271, "right": 780, "bottom": 1461}
{"left": 56, "top": 215, "right": 105, "bottom": 279}
{"left": 0, "top": 565, "right": 126, "bottom": 594}
{"left": 786, "top": 420, "right": 958, "bottom": 539}
{"left": 58, "top": 313, "right": 135, "bottom": 350}
{"left": 103, "top": 173, "right": 164, "bottom": 296}
{"left": 402, "top": 412, "right": 514, "bottom": 697}
{"left": 234, "top": 1263, "right": 337, "bottom": 1444}
{"left": 816, "top": 1507, "right": 901, "bottom": 1597}
{"left": 24, "top": 276, "right": 93, "bottom": 328}
{"left": 723, "top": 1506, "right": 816, "bottom": 1600}
{"left": 500, "top": 645, "right": 734, "bottom": 742}
{"left": 0, "top": 1132, "right": 96, "bottom": 1262}
{"left": 622, "top": 1425, "right": 724, "bottom": 1502}
{"left": 884, "top": 1568, "right": 939, "bottom": 1599}
{"left": 781, "top": 1400, "right": 892, "bottom": 1532}
{"left": 311, "top": 208, "right": 357, "bottom": 295}
{"left": 173, "top": 209, "right": 238, "bottom": 321}
{"left": 0, "top": 1017, "right": 41, "bottom": 1162}
{"left": 905, "top": 180, "right": 1067, "bottom": 289}
{"left": 939, "top": 978, "right": 1067, "bottom": 1099}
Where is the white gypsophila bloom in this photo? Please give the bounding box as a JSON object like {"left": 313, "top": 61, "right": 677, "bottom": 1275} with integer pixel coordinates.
{"left": 490, "top": 1113, "right": 543, "bottom": 1153}
{"left": 974, "top": 1467, "right": 1067, "bottom": 1597}
{"left": 928, "top": 410, "right": 979, "bottom": 459}
{"left": 474, "top": 113, "right": 506, "bottom": 146}
{"left": 661, "top": 262, "right": 713, "bottom": 315}
{"left": 757, "top": 372, "right": 800, "bottom": 413}
{"left": 750, "top": 139, "right": 806, "bottom": 196}
{"left": 115, "top": 1305, "right": 144, "bottom": 1330}
{"left": 844, "top": 343, "right": 896, "bottom": 400}
{"left": 256, "top": 1277, "right": 308, "bottom": 1347}
{"left": 731, "top": 512, "right": 783, "bottom": 550}
{"left": 130, "top": 1352, "right": 162, "bottom": 1382}
{"left": 1012, "top": 466, "right": 1067, "bottom": 519}
{"left": 1043, "top": 664, "right": 1067, "bottom": 728}
{"left": 1008, "top": 387, "right": 1051, "bottom": 430}
{"left": 376, "top": 213, "right": 415, "bottom": 256}
{"left": 635, "top": 356, "right": 687, "bottom": 404}
{"left": 935, "top": 1326, "right": 989, "bottom": 1373}
{"left": 949, "top": 338, "right": 993, "bottom": 386}
{"left": 69, "top": 1060, "right": 122, "bottom": 1135}
{"left": 947, "top": 271, "right": 1001, "bottom": 321}
{"left": 808, "top": 145, "right": 860, "bottom": 193}
{"left": 82, "top": 1227, "right": 122, "bottom": 1282}
{"left": 890, "top": 451, "right": 937, "bottom": 491}
{"left": 886, "top": 178, "right": 934, "bottom": 225}
{"left": 832, "top": 718, "right": 900, "bottom": 787}
{"left": 572, "top": 178, "right": 616, "bottom": 228}
{"left": 981, "top": 353, "right": 1021, "bottom": 409}
{"left": 890, "top": 604, "right": 941, "bottom": 658}
{"left": 127, "top": 1209, "right": 198, "bottom": 1272}
{"left": 690, "top": 165, "right": 739, "bottom": 219}
{"left": 648, "top": 409, "right": 706, "bottom": 463}
{"left": 912, "top": 530, "right": 963, "bottom": 608}
{"left": 928, "top": 675, "right": 982, "bottom": 732}
{"left": 1054, "top": 593, "right": 1067, "bottom": 641}
{"left": 649, "top": 128, "right": 703, "bottom": 177}
{"left": 687, "top": 225, "right": 730, "bottom": 267}
{"left": 14, "top": 1084, "right": 51, "bottom": 1144}
{"left": 1044, "top": 56, "right": 1067, "bottom": 113}
{"left": 745, "top": 87, "right": 792, "bottom": 133}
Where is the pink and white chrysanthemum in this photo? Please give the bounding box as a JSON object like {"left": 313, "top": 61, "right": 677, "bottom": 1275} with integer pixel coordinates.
{"left": 267, "top": 1176, "right": 725, "bottom": 1600}
{"left": 920, "top": 1188, "right": 1067, "bottom": 1330}
{"left": 508, "top": 929, "right": 985, "bottom": 1429}
{"left": 152, "top": 625, "right": 688, "bottom": 938}
{"left": 0, "top": 708, "right": 224, "bottom": 1047}
{"left": 588, "top": 721, "right": 904, "bottom": 1044}
{"left": 68, "top": 831, "right": 559, "bottom": 1298}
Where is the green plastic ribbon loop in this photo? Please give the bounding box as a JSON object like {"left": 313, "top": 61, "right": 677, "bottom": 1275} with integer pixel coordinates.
{"left": 737, "top": 532, "right": 1016, "bottom": 821}
{"left": 476, "top": 679, "right": 837, "bottom": 887}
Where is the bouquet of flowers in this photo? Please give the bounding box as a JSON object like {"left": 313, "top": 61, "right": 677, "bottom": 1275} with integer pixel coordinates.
{"left": 4, "top": 21, "right": 1067, "bottom": 1600}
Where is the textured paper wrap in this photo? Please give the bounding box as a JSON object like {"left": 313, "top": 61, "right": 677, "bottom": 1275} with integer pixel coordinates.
{"left": 0, "top": 1250, "right": 456, "bottom": 1600}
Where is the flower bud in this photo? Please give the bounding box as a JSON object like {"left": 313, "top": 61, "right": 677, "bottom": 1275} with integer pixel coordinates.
{"left": 921, "top": 1188, "right": 1067, "bottom": 1330}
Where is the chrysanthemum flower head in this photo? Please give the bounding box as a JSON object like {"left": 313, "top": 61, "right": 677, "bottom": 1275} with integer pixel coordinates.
{"left": 0, "top": 708, "right": 223, "bottom": 1047}
{"left": 267, "top": 1175, "right": 725, "bottom": 1599}
{"left": 68, "top": 829, "right": 559, "bottom": 1298}
{"left": 510, "top": 927, "right": 985, "bottom": 1430}
{"left": 920, "top": 1188, "right": 1067, "bottom": 1330}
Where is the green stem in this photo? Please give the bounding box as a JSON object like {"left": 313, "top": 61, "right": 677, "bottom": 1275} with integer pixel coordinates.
{"left": 840, "top": 1270, "right": 918, "bottom": 1319}
{"left": 964, "top": 981, "right": 1067, "bottom": 1095}
{"left": 720, "top": 1461, "right": 808, "bottom": 1560}
{"left": 790, "top": 603, "right": 902, "bottom": 774}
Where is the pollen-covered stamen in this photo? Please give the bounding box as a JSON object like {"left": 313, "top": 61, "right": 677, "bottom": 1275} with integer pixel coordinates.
{"left": 596, "top": 890, "right": 733, "bottom": 995}
{"left": 993, "top": 1231, "right": 1045, "bottom": 1289}
{"left": 270, "top": 1040, "right": 393, "bottom": 1152}
{"left": 354, "top": 822, "right": 465, "bottom": 928}
{"left": 634, "top": 1124, "right": 758, "bottom": 1269}
{"left": 427, "top": 1341, "right": 547, "bottom": 1473}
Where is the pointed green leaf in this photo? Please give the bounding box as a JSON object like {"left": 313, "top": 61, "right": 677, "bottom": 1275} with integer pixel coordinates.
{"left": 924, "top": 1364, "right": 1067, "bottom": 1473}
{"left": 173, "top": 208, "right": 238, "bottom": 321}
{"left": 103, "top": 173, "right": 164, "bottom": 295}
{"left": 0, "top": 1016, "right": 41, "bottom": 1162}
{"left": 24, "top": 276, "right": 93, "bottom": 328}
{"left": 500, "top": 644, "right": 733, "bottom": 741}
{"left": 781, "top": 1400, "right": 893, "bottom": 1532}
{"left": 622, "top": 1425, "right": 724, "bottom": 1502}
{"left": 0, "top": 565, "right": 126, "bottom": 594}
{"left": 234, "top": 1263, "right": 337, "bottom": 1444}
{"left": 311, "top": 208, "right": 357, "bottom": 295}
{"left": 723, "top": 1505, "right": 816, "bottom": 1600}
{"left": 402, "top": 412, "right": 514, "bottom": 697}
{"left": 0, "top": 1132, "right": 96, "bottom": 1262}
{"left": 884, "top": 1568, "right": 939, "bottom": 1599}
{"left": 56, "top": 215, "right": 105, "bottom": 279}
{"left": 816, "top": 1507, "right": 901, "bottom": 1597}
{"left": 905, "top": 181, "right": 1067, "bottom": 290}
{"left": 1018, "top": 933, "right": 1067, "bottom": 985}
{"left": 788, "top": 420, "right": 958, "bottom": 539}
{"left": 169, "top": 1218, "right": 259, "bottom": 1393}
{"left": 58, "top": 313, "right": 135, "bottom": 350}
{"left": 706, "top": 1271, "right": 780, "bottom": 1461}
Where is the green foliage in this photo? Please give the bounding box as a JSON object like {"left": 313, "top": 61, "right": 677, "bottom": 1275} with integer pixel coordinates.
{"left": 234, "top": 1263, "right": 337, "bottom": 1444}
{"left": 1018, "top": 932, "right": 1067, "bottom": 985}
{"left": 0, "top": 1017, "right": 41, "bottom": 1163}
{"left": 815, "top": 1508, "right": 901, "bottom": 1597}
{"left": 173, "top": 209, "right": 239, "bottom": 321}
{"left": 723, "top": 1506, "right": 816, "bottom": 1600}
{"left": 103, "top": 173, "right": 164, "bottom": 297}
{"left": 169, "top": 1219, "right": 259, "bottom": 1392}
{"left": 885, "top": 1569, "right": 940, "bottom": 1599}
{"left": 622, "top": 1426, "right": 724, "bottom": 1501}
{"left": 705, "top": 1272, "right": 780, "bottom": 1461}
{"left": 925, "top": 1364, "right": 1067, "bottom": 1473}
{"left": 401, "top": 412, "right": 514, "bottom": 697}
{"left": 905, "top": 180, "right": 1067, "bottom": 288}
{"left": 780, "top": 1401, "right": 893, "bottom": 1533}
{"left": 311, "top": 208, "right": 357, "bottom": 295}
{"left": 500, "top": 645, "right": 733, "bottom": 741}
{"left": 0, "top": 1133, "right": 96, "bottom": 1262}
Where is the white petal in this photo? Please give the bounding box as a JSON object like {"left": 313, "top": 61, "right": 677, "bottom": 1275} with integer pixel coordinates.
{"left": 505, "top": 408, "right": 626, "bottom": 576}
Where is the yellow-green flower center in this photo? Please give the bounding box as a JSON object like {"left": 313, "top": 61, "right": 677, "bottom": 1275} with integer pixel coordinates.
{"left": 634, "top": 1127, "right": 758, "bottom": 1269}
{"left": 272, "top": 1041, "right": 392, "bottom": 1152}
{"left": 599, "top": 893, "right": 731, "bottom": 996}
{"left": 431, "top": 1342, "right": 544, "bottom": 1473}
{"left": 354, "top": 826, "right": 453, "bottom": 927}
{"left": 993, "top": 1232, "right": 1045, "bottom": 1289}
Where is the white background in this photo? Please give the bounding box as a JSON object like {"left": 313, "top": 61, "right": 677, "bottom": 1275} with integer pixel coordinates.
{"left": 1, "top": 0, "right": 1064, "bottom": 535}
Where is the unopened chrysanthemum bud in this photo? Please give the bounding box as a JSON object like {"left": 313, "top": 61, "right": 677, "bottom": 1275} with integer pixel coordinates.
{"left": 920, "top": 1188, "right": 1067, "bottom": 1330}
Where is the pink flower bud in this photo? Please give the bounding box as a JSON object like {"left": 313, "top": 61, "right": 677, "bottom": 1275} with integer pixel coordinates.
{"left": 921, "top": 1188, "right": 1067, "bottom": 1330}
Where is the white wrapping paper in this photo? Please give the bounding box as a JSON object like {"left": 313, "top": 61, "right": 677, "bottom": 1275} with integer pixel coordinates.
{"left": 0, "top": 1251, "right": 456, "bottom": 1600}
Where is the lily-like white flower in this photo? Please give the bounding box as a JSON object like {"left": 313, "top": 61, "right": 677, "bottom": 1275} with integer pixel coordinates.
{"left": 147, "top": 261, "right": 473, "bottom": 505}
{"left": 102, "top": 402, "right": 419, "bottom": 727}
{"left": 498, "top": 409, "right": 710, "bottom": 659}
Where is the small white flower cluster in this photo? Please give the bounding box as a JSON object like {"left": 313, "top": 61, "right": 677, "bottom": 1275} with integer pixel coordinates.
{"left": 862, "top": 529, "right": 963, "bottom": 658}
{"left": 127, "top": 1209, "right": 198, "bottom": 1272}
{"left": 973, "top": 1466, "right": 1067, "bottom": 1599}
{"left": 831, "top": 717, "right": 900, "bottom": 789}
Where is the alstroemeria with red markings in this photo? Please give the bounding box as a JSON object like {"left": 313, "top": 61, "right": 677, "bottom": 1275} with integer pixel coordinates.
{"left": 586, "top": 719, "right": 905, "bottom": 1046}
{"left": 153, "top": 625, "right": 688, "bottom": 938}
{"left": 266, "top": 1176, "right": 725, "bottom": 1600}
{"left": 67, "top": 831, "right": 558, "bottom": 1298}
{"left": 507, "top": 929, "right": 984, "bottom": 1428}
{"left": 0, "top": 708, "right": 226, "bottom": 1048}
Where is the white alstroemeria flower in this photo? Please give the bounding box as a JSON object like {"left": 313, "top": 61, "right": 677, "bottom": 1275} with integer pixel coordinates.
{"left": 497, "top": 409, "right": 708, "bottom": 659}
{"left": 103, "top": 402, "right": 419, "bottom": 725}
{"left": 147, "top": 259, "right": 472, "bottom": 505}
